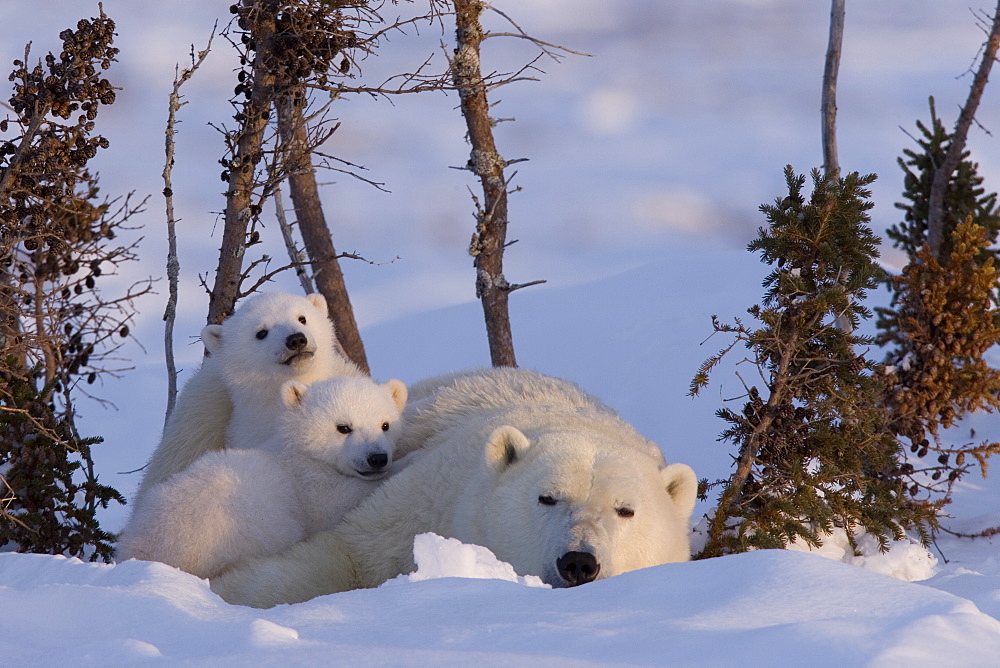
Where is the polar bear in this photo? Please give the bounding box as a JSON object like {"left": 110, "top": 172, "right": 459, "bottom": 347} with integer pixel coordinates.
{"left": 117, "top": 375, "right": 408, "bottom": 579}
{"left": 132, "top": 292, "right": 361, "bottom": 508}
{"left": 210, "top": 367, "right": 697, "bottom": 607}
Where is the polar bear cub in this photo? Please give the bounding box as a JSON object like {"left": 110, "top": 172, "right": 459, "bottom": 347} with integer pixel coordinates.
{"left": 132, "top": 292, "right": 361, "bottom": 508}
{"left": 117, "top": 375, "right": 407, "bottom": 579}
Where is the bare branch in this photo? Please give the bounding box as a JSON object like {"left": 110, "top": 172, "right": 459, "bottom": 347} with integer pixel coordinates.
{"left": 506, "top": 279, "right": 546, "bottom": 292}
{"left": 336, "top": 251, "right": 400, "bottom": 266}
{"left": 272, "top": 183, "right": 316, "bottom": 295}
{"left": 162, "top": 27, "right": 214, "bottom": 426}
{"left": 482, "top": 3, "right": 593, "bottom": 60}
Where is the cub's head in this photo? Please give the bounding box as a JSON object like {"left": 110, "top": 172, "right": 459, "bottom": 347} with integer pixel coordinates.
{"left": 201, "top": 292, "right": 336, "bottom": 385}
{"left": 471, "top": 426, "right": 697, "bottom": 588}
{"left": 279, "top": 376, "right": 408, "bottom": 480}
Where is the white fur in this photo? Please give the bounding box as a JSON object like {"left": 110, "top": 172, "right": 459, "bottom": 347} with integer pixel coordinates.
{"left": 131, "top": 292, "right": 361, "bottom": 509}
{"left": 211, "top": 367, "right": 698, "bottom": 607}
{"left": 117, "top": 375, "right": 408, "bottom": 579}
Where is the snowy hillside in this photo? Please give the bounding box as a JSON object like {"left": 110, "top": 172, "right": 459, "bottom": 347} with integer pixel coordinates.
{"left": 5, "top": 244, "right": 1000, "bottom": 665}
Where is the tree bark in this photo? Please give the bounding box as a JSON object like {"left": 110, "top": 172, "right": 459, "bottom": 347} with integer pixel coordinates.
{"left": 207, "top": 2, "right": 278, "bottom": 325}
{"left": 822, "top": 0, "right": 845, "bottom": 180}
{"left": 928, "top": 1, "right": 1000, "bottom": 259}
{"left": 275, "top": 91, "right": 369, "bottom": 373}
{"left": 452, "top": 0, "right": 517, "bottom": 368}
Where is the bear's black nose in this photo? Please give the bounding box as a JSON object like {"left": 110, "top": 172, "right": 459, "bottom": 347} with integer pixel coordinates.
{"left": 285, "top": 332, "right": 307, "bottom": 351}
{"left": 557, "top": 551, "right": 600, "bottom": 586}
{"left": 367, "top": 452, "right": 388, "bottom": 470}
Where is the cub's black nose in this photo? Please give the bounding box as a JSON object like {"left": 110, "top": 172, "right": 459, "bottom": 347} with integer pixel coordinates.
{"left": 557, "top": 551, "right": 600, "bottom": 586}
{"left": 285, "top": 332, "right": 307, "bottom": 351}
{"left": 367, "top": 452, "right": 389, "bottom": 470}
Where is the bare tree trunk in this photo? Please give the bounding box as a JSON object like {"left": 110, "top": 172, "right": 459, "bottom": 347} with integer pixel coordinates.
{"left": 275, "top": 91, "right": 369, "bottom": 374}
{"left": 452, "top": 0, "right": 517, "bottom": 368}
{"left": 822, "top": 0, "right": 845, "bottom": 180}
{"left": 207, "top": 3, "right": 277, "bottom": 325}
{"left": 928, "top": 1, "right": 1000, "bottom": 259}
{"left": 162, "top": 36, "right": 213, "bottom": 424}
{"left": 822, "top": 0, "right": 854, "bottom": 334}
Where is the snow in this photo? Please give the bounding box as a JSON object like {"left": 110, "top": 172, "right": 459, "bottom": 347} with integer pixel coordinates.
{"left": 395, "top": 533, "right": 549, "bottom": 588}
{"left": 4, "top": 251, "right": 1000, "bottom": 664}
{"left": 2, "top": 0, "right": 1000, "bottom": 664}
{"left": 4, "top": 535, "right": 1000, "bottom": 665}
{"left": 787, "top": 528, "right": 939, "bottom": 582}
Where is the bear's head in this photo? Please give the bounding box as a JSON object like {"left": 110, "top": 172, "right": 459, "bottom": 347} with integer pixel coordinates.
{"left": 279, "top": 376, "right": 408, "bottom": 479}
{"left": 201, "top": 292, "right": 338, "bottom": 388}
{"left": 468, "top": 425, "right": 697, "bottom": 587}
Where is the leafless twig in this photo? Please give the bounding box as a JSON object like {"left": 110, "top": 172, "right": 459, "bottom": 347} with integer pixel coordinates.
{"left": 162, "top": 27, "right": 214, "bottom": 426}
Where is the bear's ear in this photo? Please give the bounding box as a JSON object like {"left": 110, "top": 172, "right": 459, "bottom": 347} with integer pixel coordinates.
{"left": 383, "top": 379, "right": 408, "bottom": 413}
{"left": 280, "top": 380, "right": 309, "bottom": 408}
{"left": 306, "top": 293, "right": 329, "bottom": 317}
{"left": 201, "top": 325, "right": 224, "bottom": 355}
{"left": 485, "top": 426, "right": 531, "bottom": 473}
{"left": 660, "top": 463, "right": 698, "bottom": 521}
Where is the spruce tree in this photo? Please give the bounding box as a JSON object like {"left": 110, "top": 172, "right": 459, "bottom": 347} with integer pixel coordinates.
{"left": 692, "top": 167, "right": 936, "bottom": 558}
{"left": 887, "top": 97, "right": 1000, "bottom": 263}
{"left": 1, "top": 357, "right": 121, "bottom": 561}
{"left": 877, "top": 100, "right": 1000, "bottom": 508}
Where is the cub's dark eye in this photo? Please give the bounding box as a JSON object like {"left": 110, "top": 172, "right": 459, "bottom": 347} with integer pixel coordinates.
{"left": 381, "top": 422, "right": 390, "bottom": 432}
{"left": 336, "top": 424, "right": 352, "bottom": 434}
{"left": 616, "top": 507, "right": 635, "bottom": 518}
{"left": 255, "top": 329, "right": 268, "bottom": 340}
{"left": 538, "top": 495, "right": 557, "bottom": 506}
{"left": 298, "top": 315, "right": 307, "bottom": 324}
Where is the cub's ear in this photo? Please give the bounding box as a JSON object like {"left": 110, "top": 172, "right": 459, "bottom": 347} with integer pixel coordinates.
{"left": 383, "top": 379, "right": 408, "bottom": 413}
{"left": 485, "top": 426, "right": 531, "bottom": 473}
{"left": 280, "top": 380, "right": 309, "bottom": 408}
{"left": 306, "top": 293, "right": 329, "bottom": 317}
{"left": 201, "top": 325, "right": 224, "bottom": 355}
{"left": 660, "top": 463, "right": 698, "bottom": 522}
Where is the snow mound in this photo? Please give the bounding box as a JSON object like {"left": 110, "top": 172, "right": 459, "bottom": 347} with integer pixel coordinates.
{"left": 786, "top": 528, "right": 938, "bottom": 582}
{"left": 387, "top": 533, "right": 550, "bottom": 588}
{"left": 691, "top": 515, "right": 938, "bottom": 582}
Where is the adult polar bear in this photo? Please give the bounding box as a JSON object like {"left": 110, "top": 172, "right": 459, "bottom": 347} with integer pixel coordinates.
{"left": 132, "top": 292, "right": 360, "bottom": 507}
{"left": 211, "top": 367, "right": 698, "bottom": 608}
